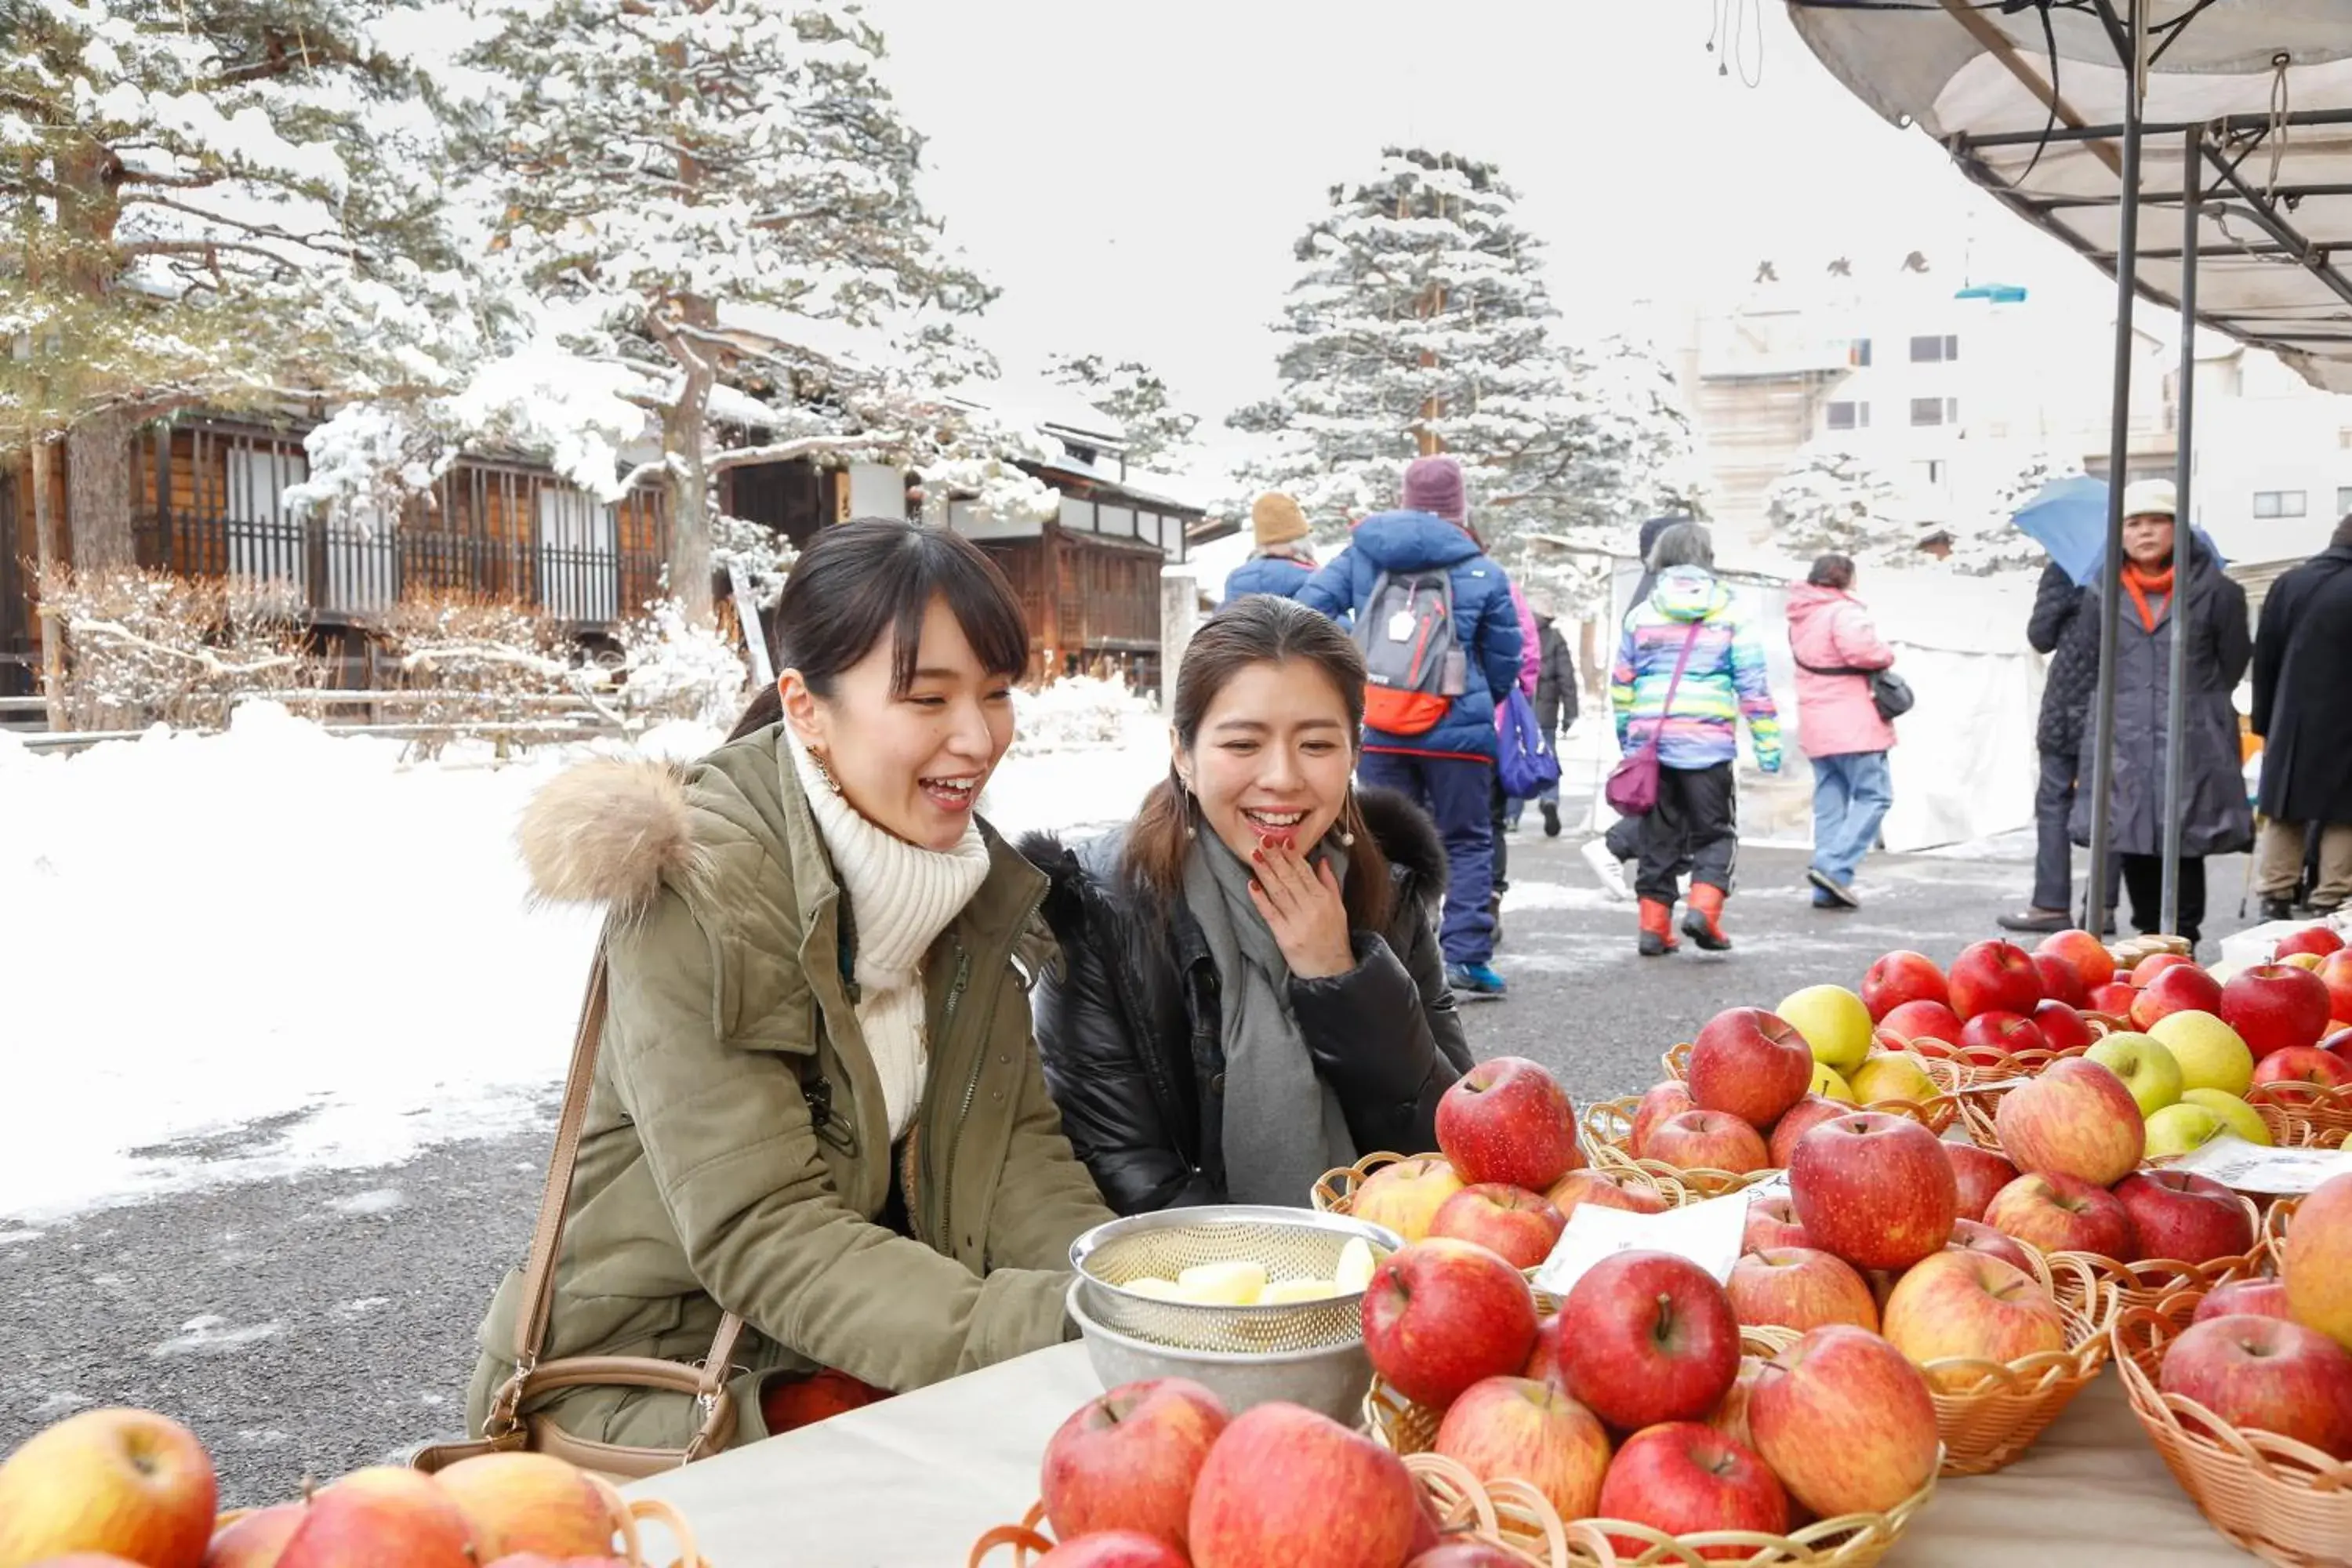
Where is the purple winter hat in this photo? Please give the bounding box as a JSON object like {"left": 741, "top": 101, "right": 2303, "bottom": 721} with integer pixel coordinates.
{"left": 1402, "top": 456, "right": 1468, "bottom": 524}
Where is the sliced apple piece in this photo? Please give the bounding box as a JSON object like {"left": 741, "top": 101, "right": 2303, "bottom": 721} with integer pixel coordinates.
{"left": 1258, "top": 1278, "right": 1340, "bottom": 1305}
{"left": 1120, "top": 1276, "right": 1187, "bottom": 1300}
{"left": 1174, "top": 1261, "right": 1267, "bottom": 1305}
{"left": 1334, "top": 1236, "right": 1378, "bottom": 1294}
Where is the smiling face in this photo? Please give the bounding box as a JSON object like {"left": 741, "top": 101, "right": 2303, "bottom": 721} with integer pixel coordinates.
{"left": 2123, "top": 511, "right": 2176, "bottom": 570}
{"left": 780, "top": 593, "right": 1016, "bottom": 850}
{"left": 1177, "top": 658, "right": 1356, "bottom": 859}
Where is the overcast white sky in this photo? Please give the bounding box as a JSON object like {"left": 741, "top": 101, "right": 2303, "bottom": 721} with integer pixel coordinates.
{"left": 863, "top": 0, "right": 2106, "bottom": 460}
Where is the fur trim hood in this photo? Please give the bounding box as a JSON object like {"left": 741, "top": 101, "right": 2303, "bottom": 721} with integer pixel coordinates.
{"left": 516, "top": 756, "right": 713, "bottom": 920}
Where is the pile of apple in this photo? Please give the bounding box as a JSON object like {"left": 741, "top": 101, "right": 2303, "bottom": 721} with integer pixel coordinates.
{"left": 2154, "top": 1171, "right": 2352, "bottom": 1465}
{"left": 0, "top": 1407, "right": 643, "bottom": 1568}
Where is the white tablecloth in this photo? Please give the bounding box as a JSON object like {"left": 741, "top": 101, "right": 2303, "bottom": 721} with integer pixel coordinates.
{"left": 626, "top": 1343, "right": 2263, "bottom": 1567}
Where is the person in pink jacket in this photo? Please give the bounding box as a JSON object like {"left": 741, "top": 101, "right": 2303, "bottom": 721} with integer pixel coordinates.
{"left": 1785, "top": 554, "right": 1898, "bottom": 909}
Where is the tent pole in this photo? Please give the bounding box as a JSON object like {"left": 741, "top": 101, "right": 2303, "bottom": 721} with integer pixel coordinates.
{"left": 2160, "top": 125, "right": 2201, "bottom": 938}
{"left": 2083, "top": 0, "right": 2143, "bottom": 936}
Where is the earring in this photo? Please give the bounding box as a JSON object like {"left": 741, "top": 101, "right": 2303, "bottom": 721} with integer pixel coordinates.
{"left": 810, "top": 749, "right": 844, "bottom": 797}
{"left": 1176, "top": 776, "right": 1197, "bottom": 839}
{"left": 1338, "top": 788, "right": 1358, "bottom": 847}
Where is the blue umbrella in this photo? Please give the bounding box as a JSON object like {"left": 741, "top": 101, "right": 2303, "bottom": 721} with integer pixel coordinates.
{"left": 2009, "top": 476, "right": 2230, "bottom": 586}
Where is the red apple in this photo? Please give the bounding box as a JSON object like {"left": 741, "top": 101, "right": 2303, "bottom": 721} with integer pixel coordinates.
{"left": 2285, "top": 1170, "right": 2352, "bottom": 1350}
{"left": 203, "top": 1507, "right": 304, "bottom": 1568}
{"left": 1741, "top": 1195, "right": 1812, "bottom": 1254}
{"left": 278, "top": 1469, "right": 477, "bottom": 1568}
{"left": 1434, "top": 1376, "right": 1613, "bottom": 1521}
{"left": 2317, "top": 950, "right": 2352, "bottom": 1028}
{"left": 2031, "top": 1000, "right": 2096, "bottom": 1054}
{"left": 1878, "top": 999, "right": 1966, "bottom": 1050}
{"left": 433, "top": 1454, "right": 619, "bottom": 1560}
{"left": 1687, "top": 1008, "right": 1813, "bottom": 1131}
{"left": 1983, "top": 1172, "right": 2137, "bottom": 1260}
{"left": 1946, "top": 1217, "right": 2037, "bottom": 1275}
{"left": 2276, "top": 924, "right": 2347, "bottom": 960}
{"left": 1860, "top": 951, "right": 1948, "bottom": 1022}
{"left": 1363, "top": 1239, "right": 1541, "bottom": 1410}
{"left": 2112, "top": 1171, "right": 2255, "bottom": 1266}
{"left": 1405, "top": 1546, "right": 1524, "bottom": 1568}
{"left": 1748, "top": 1326, "right": 1940, "bottom": 1518}
{"left": 1429, "top": 1185, "right": 1567, "bottom": 1272}
{"left": 0, "top": 1410, "right": 219, "bottom": 1568}
{"left": 1435, "top": 1057, "right": 1581, "bottom": 1192}
{"left": 1766, "top": 1096, "right": 1849, "bottom": 1168}
{"left": 1704, "top": 1360, "right": 1764, "bottom": 1451}
{"left": 1787, "top": 1112, "right": 1957, "bottom": 1272}
{"left": 1352, "top": 1156, "right": 1467, "bottom": 1244}
{"left": 1644, "top": 1110, "right": 1770, "bottom": 1175}
{"left": 2251, "top": 1045, "right": 2352, "bottom": 1094}
{"left": 2088, "top": 980, "right": 2141, "bottom": 1018}
{"left": 1944, "top": 1144, "right": 2020, "bottom": 1223}
{"left": 2222, "top": 964, "right": 2336, "bottom": 1060}
{"left": 1947, "top": 939, "right": 2043, "bottom": 1021}
{"left": 1557, "top": 1250, "right": 1741, "bottom": 1430}
{"left": 2031, "top": 953, "right": 2089, "bottom": 1009}
{"left": 1881, "top": 1250, "right": 2068, "bottom": 1390}
{"left": 2134, "top": 952, "right": 2196, "bottom": 983}
{"left": 1523, "top": 1313, "right": 1572, "bottom": 1396}
{"left": 2133, "top": 964, "right": 2227, "bottom": 1031}
{"left": 1040, "top": 1378, "right": 1229, "bottom": 1551}
{"left": 1593, "top": 1424, "right": 1788, "bottom": 1562}
{"left": 1629, "top": 1082, "right": 1697, "bottom": 1160}
{"left": 1187, "top": 1403, "right": 1421, "bottom": 1568}
{"left": 1992, "top": 1058, "right": 2145, "bottom": 1186}
{"left": 2038, "top": 928, "right": 2117, "bottom": 987}
{"left": 1545, "top": 1169, "right": 1671, "bottom": 1218}
{"left": 2193, "top": 1278, "right": 2294, "bottom": 1325}
{"left": 1957, "top": 1010, "right": 2049, "bottom": 1063}
{"left": 2159, "top": 1316, "right": 2352, "bottom": 1461}
{"left": 1033, "top": 1534, "right": 1189, "bottom": 1568}
{"left": 1727, "top": 1247, "right": 1879, "bottom": 1334}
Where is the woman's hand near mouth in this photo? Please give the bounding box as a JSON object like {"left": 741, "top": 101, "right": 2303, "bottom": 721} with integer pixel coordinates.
{"left": 1247, "top": 834, "right": 1354, "bottom": 980}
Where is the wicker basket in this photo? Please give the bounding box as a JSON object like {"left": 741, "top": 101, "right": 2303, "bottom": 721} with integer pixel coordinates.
{"left": 216, "top": 1479, "right": 707, "bottom": 1568}
{"left": 2249, "top": 1081, "right": 2352, "bottom": 1151}
{"left": 1309, "top": 1150, "right": 1697, "bottom": 1218}
{"left": 1911, "top": 1248, "right": 2115, "bottom": 1476}
{"left": 1656, "top": 1043, "right": 1963, "bottom": 1134}
{"left": 2111, "top": 1298, "right": 2352, "bottom": 1568}
{"left": 2023, "top": 1189, "right": 2272, "bottom": 1320}
{"left": 2264, "top": 1196, "right": 2301, "bottom": 1271}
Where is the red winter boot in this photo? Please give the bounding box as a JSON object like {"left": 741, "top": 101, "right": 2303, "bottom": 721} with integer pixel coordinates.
{"left": 1638, "top": 898, "right": 1679, "bottom": 957}
{"left": 1683, "top": 883, "right": 1733, "bottom": 952}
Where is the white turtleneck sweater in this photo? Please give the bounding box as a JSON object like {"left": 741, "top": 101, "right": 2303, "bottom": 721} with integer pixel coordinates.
{"left": 786, "top": 729, "right": 993, "bottom": 1141}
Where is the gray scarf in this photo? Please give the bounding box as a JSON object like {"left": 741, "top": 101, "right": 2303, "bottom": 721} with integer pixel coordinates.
{"left": 1182, "top": 835, "right": 1357, "bottom": 1207}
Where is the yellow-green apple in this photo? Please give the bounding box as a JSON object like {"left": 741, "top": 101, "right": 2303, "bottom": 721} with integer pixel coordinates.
{"left": 2276, "top": 924, "right": 2346, "bottom": 960}
{"left": 1779, "top": 985, "right": 1872, "bottom": 1073}
{"left": 1727, "top": 1247, "right": 1879, "bottom": 1334}
{"left": 2038, "top": 928, "right": 2116, "bottom": 987}
{"left": 2134, "top": 964, "right": 2227, "bottom": 1031}
{"left": 201, "top": 1507, "right": 303, "bottom": 1568}
{"left": 1947, "top": 1217, "right": 2038, "bottom": 1276}
{"left": 1436, "top": 1057, "right": 1582, "bottom": 1192}
{"left": 1767, "top": 1096, "right": 1849, "bottom": 1167}
{"left": 1429, "top": 1185, "right": 1566, "bottom": 1271}
{"left": 1185, "top": 1403, "right": 1420, "bottom": 1568}
{"left": 2181, "top": 1088, "right": 2270, "bottom": 1145}
{"left": 1813, "top": 1062, "right": 1857, "bottom": 1102}
{"left": 2143, "top": 1102, "right": 2233, "bottom": 1160}
{"left": 1984, "top": 1173, "right": 2137, "bottom": 1260}
{"left": 2223, "top": 964, "right": 2336, "bottom": 1059}
{"left": 1352, "top": 1156, "right": 1466, "bottom": 1244}
{"left": 1688, "top": 1008, "right": 1813, "bottom": 1130}
{"left": 1849, "top": 1052, "right": 1940, "bottom": 1110}
{"left": 1878, "top": 1000, "right": 1965, "bottom": 1051}
{"left": 1943, "top": 1145, "right": 2020, "bottom": 1223}
{"left": 2085, "top": 1031, "right": 2185, "bottom": 1116}
{"left": 2147, "top": 1011, "right": 2256, "bottom": 1096}
{"left": 1433, "top": 1377, "right": 1612, "bottom": 1521}
{"left": 1858, "top": 954, "right": 1948, "bottom": 1025}
{"left": 1787, "top": 1112, "right": 1957, "bottom": 1272}
{"left": 1628, "top": 1082, "right": 1696, "bottom": 1160}
{"left": 2251, "top": 1045, "right": 2352, "bottom": 1095}
{"left": 0, "top": 1409, "right": 217, "bottom": 1568}
{"left": 1592, "top": 1423, "right": 1788, "bottom": 1559}
{"left": 2136, "top": 952, "right": 2198, "bottom": 985}
{"left": 1545, "top": 1169, "right": 1671, "bottom": 1218}
{"left": 1958, "top": 1011, "right": 2048, "bottom": 1063}
{"left": 1363, "top": 1239, "right": 1540, "bottom": 1408}
{"left": 1993, "top": 1058, "right": 2145, "bottom": 1185}
{"left": 1040, "top": 1377, "right": 1229, "bottom": 1551}
{"left": 2158, "top": 1316, "right": 2352, "bottom": 1461}
{"left": 1748, "top": 1325, "right": 1940, "bottom": 1518}
{"left": 2031, "top": 1000, "right": 2096, "bottom": 1054}
{"left": 2193, "top": 1279, "right": 2293, "bottom": 1325}
{"left": 1031, "top": 1533, "right": 1189, "bottom": 1568}
{"left": 1645, "top": 1110, "right": 1770, "bottom": 1174}
{"left": 2318, "top": 951, "right": 2352, "bottom": 1026}
{"left": 1742, "top": 1195, "right": 1813, "bottom": 1254}
{"left": 431, "top": 1454, "right": 617, "bottom": 1559}
{"left": 1557, "top": 1250, "right": 1741, "bottom": 1429}
{"left": 277, "top": 1468, "right": 477, "bottom": 1568}
{"left": 2088, "top": 979, "right": 2141, "bottom": 1019}
{"left": 2285, "top": 1171, "right": 2352, "bottom": 1350}
{"left": 1948, "top": 939, "right": 2044, "bottom": 1021}
{"left": 2115, "top": 1171, "right": 2252, "bottom": 1265}
{"left": 1881, "top": 1250, "right": 2068, "bottom": 1389}
{"left": 2033, "top": 953, "right": 2090, "bottom": 1009}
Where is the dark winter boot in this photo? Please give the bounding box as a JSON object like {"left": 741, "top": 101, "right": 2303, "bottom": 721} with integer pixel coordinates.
{"left": 1683, "top": 884, "right": 1733, "bottom": 952}
{"left": 1638, "top": 898, "right": 1679, "bottom": 957}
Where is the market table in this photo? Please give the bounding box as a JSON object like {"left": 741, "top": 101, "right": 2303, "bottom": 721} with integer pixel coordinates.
{"left": 625, "top": 1342, "right": 2267, "bottom": 1567}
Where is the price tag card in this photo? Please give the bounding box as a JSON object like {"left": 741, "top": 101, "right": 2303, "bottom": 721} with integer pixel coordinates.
{"left": 2169, "top": 1134, "right": 2352, "bottom": 1195}
{"left": 1534, "top": 1189, "right": 1750, "bottom": 1297}
{"left": 1745, "top": 1170, "right": 1792, "bottom": 1201}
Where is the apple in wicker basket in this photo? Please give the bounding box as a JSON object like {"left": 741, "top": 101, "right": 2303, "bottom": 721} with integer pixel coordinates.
{"left": 1040, "top": 1377, "right": 1229, "bottom": 1552}
{"left": 2038, "top": 928, "right": 2117, "bottom": 987}
{"left": 1947, "top": 939, "right": 2043, "bottom": 1022}
{"left": 2158, "top": 1316, "right": 2352, "bottom": 1461}
{"left": 1706, "top": 1360, "right": 1766, "bottom": 1451}
{"left": 1363, "top": 1240, "right": 1540, "bottom": 1410}
{"left": 1428, "top": 1185, "right": 1566, "bottom": 1272}
{"left": 1032, "top": 1533, "right": 1189, "bottom": 1568}
{"left": 433, "top": 1453, "right": 621, "bottom": 1559}
{"left": 1993, "top": 1058, "right": 2145, "bottom": 1187}
{"left": 277, "top": 1468, "right": 479, "bottom": 1568}
{"left": 1434, "top": 1057, "right": 1581, "bottom": 1192}
{"left": 1726, "top": 1247, "right": 1878, "bottom": 1334}
{"left": 1351, "top": 1156, "right": 1466, "bottom": 1245}
{"left": 2133, "top": 964, "right": 2227, "bottom": 1032}
{"left": 1958, "top": 1011, "right": 2048, "bottom": 1062}
{"left": 2193, "top": 1278, "right": 2294, "bottom": 1325}
{"left": 1434, "top": 1376, "right": 1613, "bottom": 1521}
{"left": 1644, "top": 1110, "right": 1769, "bottom": 1175}
{"left": 1946, "top": 1218, "right": 2037, "bottom": 1276}
{"left": 2031, "top": 999, "right": 2096, "bottom": 1054}
{"left": 1944, "top": 1144, "right": 2019, "bottom": 1224}
{"left": 1593, "top": 1423, "right": 1788, "bottom": 1560}
{"left": 2252, "top": 1045, "right": 2352, "bottom": 1092}
{"left": 1687, "top": 1008, "right": 1813, "bottom": 1130}
{"left": 1556, "top": 1250, "right": 1740, "bottom": 1430}
{"left": 1786, "top": 1111, "right": 1957, "bottom": 1272}
{"left": 1628, "top": 1081, "right": 1696, "bottom": 1160}
{"left": 1741, "top": 1195, "right": 1812, "bottom": 1254}
{"left": 2111, "top": 1171, "right": 2254, "bottom": 1265}
{"left": 1983, "top": 1172, "right": 2138, "bottom": 1260}
{"left": 1406, "top": 1546, "right": 1524, "bottom": 1568}
{"left": 1748, "top": 1325, "right": 1941, "bottom": 1519}
{"left": 205, "top": 1506, "right": 306, "bottom": 1568}
{"left": 1878, "top": 998, "right": 1965, "bottom": 1051}
{"left": 2285, "top": 1170, "right": 2352, "bottom": 1351}
{"left": 1880, "top": 1250, "right": 2067, "bottom": 1392}
{"left": 2033, "top": 953, "right": 2090, "bottom": 1009}
{"left": 1765, "top": 1095, "right": 1847, "bottom": 1169}
{"left": 1546, "top": 1170, "right": 1671, "bottom": 1220}
{"left": 0, "top": 1408, "right": 218, "bottom": 1568}
{"left": 2223, "top": 963, "right": 2336, "bottom": 1058}
{"left": 1186, "top": 1403, "right": 1422, "bottom": 1568}
{"left": 1860, "top": 951, "right": 1949, "bottom": 1022}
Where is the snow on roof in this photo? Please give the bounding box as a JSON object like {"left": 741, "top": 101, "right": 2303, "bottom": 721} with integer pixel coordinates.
{"left": 952, "top": 371, "right": 1127, "bottom": 446}
{"left": 713, "top": 301, "right": 890, "bottom": 372}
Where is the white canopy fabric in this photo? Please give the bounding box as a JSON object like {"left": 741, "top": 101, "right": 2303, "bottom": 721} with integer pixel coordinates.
{"left": 1788, "top": 1, "right": 2352, "bottom": 394}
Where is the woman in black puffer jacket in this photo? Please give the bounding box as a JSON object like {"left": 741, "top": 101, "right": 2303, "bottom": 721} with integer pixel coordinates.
{"left": 1020, "top": 597, "right": 1475, "bottom": 1216}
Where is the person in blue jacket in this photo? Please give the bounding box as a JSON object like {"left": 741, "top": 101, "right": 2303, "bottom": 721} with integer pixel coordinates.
{"left": 1298, "top": 455, "right": 1523, "bottom": 997}
{"left": 1221, "top": 492, "right": 1318, "bottom": 603}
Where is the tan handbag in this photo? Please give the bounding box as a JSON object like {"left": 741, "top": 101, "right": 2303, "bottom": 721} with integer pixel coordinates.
{"left": 412, "top": 955, "right": 746, "bottom": 1480}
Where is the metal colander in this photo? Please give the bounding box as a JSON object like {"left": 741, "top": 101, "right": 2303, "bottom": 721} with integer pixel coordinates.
{"left": 1067, "top": 1205, "right": 1403, "bottom": 1356}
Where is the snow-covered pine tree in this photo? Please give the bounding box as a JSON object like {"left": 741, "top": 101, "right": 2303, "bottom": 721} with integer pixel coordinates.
{"left": 1045, "top": 354, "right": 1199, "bottom": 469}
{"left": 2, "top": 0, "right": 478, "bottom": 565}
{"left": 1764, "top": 446, "right": 1911, "bottom": 564}
{"left": 1946, "top": 449, "right": 2078, "bottom": 576}
{"left": 456, "top": 0, "right": 993, "bottom": 619}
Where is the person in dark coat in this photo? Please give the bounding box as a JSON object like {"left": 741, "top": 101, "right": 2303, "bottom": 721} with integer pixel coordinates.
{"left": 1021, "top": 595, "right": 1472, "bottom": 1216}
{"left": 1998, "top": 558, "right": 2111, "bottom": 933}
{"left": 2250, "top": 511, "right": 2352, "bottom": 918}
{"left": 2066, "top": 480, "right": 2253, "bottom": 946}
{"left": 1505, "top": 598, "right": 1580, "bottom": 837}
{"left": 1221, "top": 492, "right": 1318, "bottom": 604}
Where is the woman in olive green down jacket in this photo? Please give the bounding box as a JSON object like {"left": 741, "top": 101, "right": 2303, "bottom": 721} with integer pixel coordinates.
{"left": 465, "top": 519, "right": 1114, "bottom": 1450}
